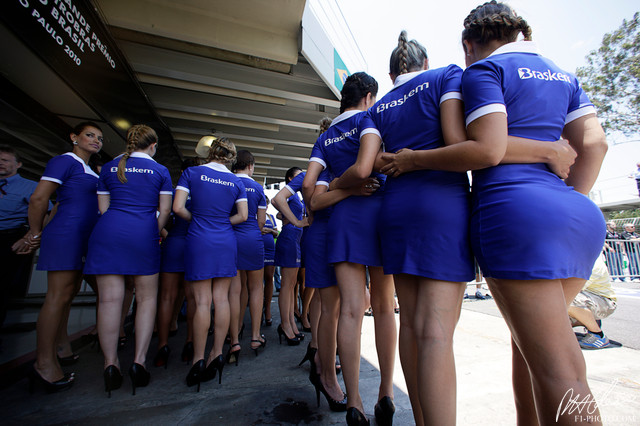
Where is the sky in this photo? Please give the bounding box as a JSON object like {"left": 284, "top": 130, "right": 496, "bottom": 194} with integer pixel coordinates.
{"left": 333, "top": 0, "right": 640, "bottom": 203}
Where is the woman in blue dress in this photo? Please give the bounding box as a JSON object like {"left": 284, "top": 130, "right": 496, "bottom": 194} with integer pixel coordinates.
{"left": 228, "top": 150, "right": 267, "bottom": 362}
{"left": 457, "top": 3, "right": 607, "bottom": 423}
{"left": 272, "top": 168, "right": 309, "bottom": 345}
{"left": 153, "top": 157, "right": 199, "bottom": 368}
{"left": 84, "top": 124, "right": 173, "bottom": 397}
{"left": 313, "top": 74, "right": 397, "bottom": 426}
{"left": 261, "top": 197, "right": 278, "bottom": 326}
{"left": 20, "top": 122, "right": 103, "bottom": 392}
{"left": 173, "top": 137, "right": 248, "bottom": 391}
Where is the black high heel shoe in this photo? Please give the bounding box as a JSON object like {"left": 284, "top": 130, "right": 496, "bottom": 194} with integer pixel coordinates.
{"left": 298, "top": 343, "right": 317, "bottom": 367}
{"left": 181, "top": 341, "right": 194, "bottom": 363}
{"left": 295, "top": 332, "right": 305, "bottom": 341}
{"left": 202, "top": 354, "right": 225, "bottom": 384}
{"left": 250, "top": 336, "right": 267, "bottom": 356}
{"left": 226, "top": 343, "right": 241, "bottom": 366}
{"left": 103, "top": 365, "right": 122, "bottom": 398}
{"left": 313, "top": 377, "right": 347, "bottom": 412}
{"left": 129, "top": 363, "right": 150, "bottom": 396}
{"left": 57, "top": 352, "right": 80, "bottom": 366}
{"left": 186, "top": 359, "right": 205, "bottom": 392}
{"left": 29, "top": 367, "right": 75, "bottom": 394}
{"left": 153, "top": 345, "right": 170, "bottom": 369}
{"left": 346, "top": 407, "right": 370, "bottom": 426}
{"left": 277, "top": 324, "right": 301, "bottom": 346}
{"left": 374, "top": 396, "right": 395, "bottom": 426}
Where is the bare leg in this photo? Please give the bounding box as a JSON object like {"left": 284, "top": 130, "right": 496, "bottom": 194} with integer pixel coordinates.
{"left": 209, "top": 277, "right": 232, "bottom": 361}
{"left": 511, "top": 339, "right": 539, "bottom": 426}
{"left": 97, "top": 274, "right": 125, "bottom": 369}
{"left": 132, "top": 274, "right": 158, "bottom": 366}
{"left": 278, "top": 267, "right": 299, "bottom": 338}
{"left": 263, "top": 265, "right": 275, "bottom": 323}
{"left": 190, "top": 279, "right": 212, "bottom": 364}
{"left": 247, "top": 268, "right": 265, "bottom": 345}
{"left": 369, "top": 266, "right": 396, "bottom": 402}
{"left": 157, "top": 272, "right": 181, "bottom": 349}
{"left": 184, "top": 283, "right": 194, "bottom": 344}
{"left": 35, "top": 270, "right": 83, "bottom": 381}
{"left": 228, "top": 273, "right": 241, "bottom": 349}
{"left": 239, "top": 270, "right": 249, "bottom": 331}
{"left": 301, "top": 286, "right": 314, "bottom": 330}
{"left": 119, "top": 278, "right": 134, "bottom": 340}
{"left": 171, "top": 285, "right": 184, "bottom": 334}
{"left": 487, "top": 277, "right": 601, "bottom": 426}
{"left": 56, "top": 301, "right": 75, "bottom": 358}
{"left": 335, "top": 262, "right": 366, "bottom": 412}
{"left": 394, "top": 275, "right": 423, "bottom": 426}
{"left": 318, "top": 286, "right": 343, "bottom": 400}
{"left": 308, "top": 290, "right": 321, "bottom": 349}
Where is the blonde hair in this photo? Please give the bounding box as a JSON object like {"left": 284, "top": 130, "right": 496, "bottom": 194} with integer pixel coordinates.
{"left": 117, "top": 124, "right": 158, "bottom": 183}
{"left": 207, "top": 137, "right": 236, "bottom": 164}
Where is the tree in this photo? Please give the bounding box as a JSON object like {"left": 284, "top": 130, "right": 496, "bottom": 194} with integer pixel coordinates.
{"left": 576, "top": 12, "right": 640, "bottom": 135}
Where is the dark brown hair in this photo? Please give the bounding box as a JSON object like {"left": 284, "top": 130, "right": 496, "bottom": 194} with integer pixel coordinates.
{"left": 462, "top": 1, "right": 532, "bottom": 45}
{"left": 232, "top": 150, "right": 255, "bottom": 172}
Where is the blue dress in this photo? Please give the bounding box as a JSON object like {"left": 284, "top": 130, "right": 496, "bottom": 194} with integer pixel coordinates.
{"left": 38, "top": 153, "right": 99, "bottom": 271}
{"left": 177, "top": 162, "right": 247, "bottom": 281}
{"left": 361, "top": 65, "right": 475, "bottom": 281}
{"left": 311, "top": 111, "right": 385, "bottom": 267}
{"left": 274, "top": 172, "right": 305, "bottom": 268}
{"left": 84, "top": 152, "right": 173, "bottom": 275}
{"left": 303, "top": 168, "right": 337, "bottom": 288}
{"left": 160, "top": 195, "right": 190, "bottom": 273}
{"left": 233, "top": 173, "right": 266, "bottom": 271}
{"left": 462, "top": 41, "right": 605, "bottom": 280}
{"left": 262, "top": 213, "right": 277, "bottom": 265}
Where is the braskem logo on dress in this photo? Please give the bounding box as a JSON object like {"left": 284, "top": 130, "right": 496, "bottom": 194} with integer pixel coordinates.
{"left": 110, "top": 166, "right": 154, "bottom": 174}
{"left": 200, "top": 175, "right": 234, "bottom": 187}
{"left": 517, "top": 68, "right": 571, "bottom": 83}
{"left": 376, "top": 81, "right": 430, "bottom": 113}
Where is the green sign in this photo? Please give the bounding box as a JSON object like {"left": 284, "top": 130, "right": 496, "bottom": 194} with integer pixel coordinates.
{"left": 334, "top": 49, "right": 349, "bottom": 91}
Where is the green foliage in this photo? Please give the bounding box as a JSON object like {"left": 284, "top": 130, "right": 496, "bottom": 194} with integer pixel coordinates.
{"left": 607, "top": 208, "right": 640, "bottom": 220}
{"left": 576, "top": 12, "right": 640, "bottom": 135}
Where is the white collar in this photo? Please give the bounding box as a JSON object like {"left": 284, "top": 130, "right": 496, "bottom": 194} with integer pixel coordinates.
{"left": 393, "top": 70, "right": 428, "bottom": 89}
{"left": 130, "top": 152, "right": 156, "bottom": 162}
{"left": 235, "top": 173, "right": 251, "bottom": 179}
{"left": 330, "top": 110, "right": 362, "bottom": 128}
{"left": 489, "top": 40, "right": 540, "bottom": 58}
{"left": 62, "top": 152, "right": 99, "bottom": 178}
{"left": 203, "top": 162, "right": 232, "bottom": 173}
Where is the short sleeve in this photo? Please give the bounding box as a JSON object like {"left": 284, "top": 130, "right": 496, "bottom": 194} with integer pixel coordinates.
{"left": 258, "top": 186, "right": 267, "bottom": 209}
{"left": 41, "top": 155, "right": 74, "bottom": 185}
{"left": 439, "top": 64, "right": 463, "bottom": 104}
{"left": 317, "top": 169, "right": 332, "bottom": 187}
{"left": 360, "top": 109, "right": 381, "bottom": 139}
{"left": 97, "top": 167, "right": 110, "bottom": 194}
{"left": 309, "top": 140, "right": 326, "bottom": 169}
{"left": 565, "top": 78, "right": 596, "bottom": 124}
{"left": 159, "top": 166, "right": 174, "bottom": 195}
{"left": 176, "top": 168, "right": 191, "bottom": 194}
{"left": 286, "top": 172, "right": 305, "bottom": 194}
{"left": 235, "top": 179, "right": 247, "bottom": 204}
{"left": 462, "top": 61, "right": 508, "bottom": 126}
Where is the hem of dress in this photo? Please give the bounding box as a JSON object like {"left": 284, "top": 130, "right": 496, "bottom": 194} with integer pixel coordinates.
{"left": 382, "top": 266, "right": 475, "bottom": 282}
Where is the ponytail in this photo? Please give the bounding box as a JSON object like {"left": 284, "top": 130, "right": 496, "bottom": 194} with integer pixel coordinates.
{"left": 117, "top": 124, "right": 158, "bottom": 183}
{"left": 389, "top": 31, "right": 428, "bottom": 77}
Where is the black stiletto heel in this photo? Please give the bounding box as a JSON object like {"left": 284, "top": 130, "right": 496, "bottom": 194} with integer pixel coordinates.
{"left": 295, "top": 332, "right": 305, "bottom": 341}
{"left": 226, "top": 343, "right": 241, "bottom": 366}
{"left": 128, "top": 363, "right": 150, "bottom": 396}
{"left": 298, "top": 343, "right": 317, "bottom": 367}
{"left": 103, "top": 365, "right": 122, "bottom": 398}
{"left": 186, "top": 359, "right": 205, "bottom": 392}
{"left": 29, "top": 366, "right": 75, "bottom": 394}
{"left": 277, "top": 324, "right": 301, "bottom": 346}
{"left": 153, "top": 345, "right": 170, "bottom": 369}
{"left": 346, "top": 407, "right": 370, "bottom": 426}
{"left": 181, "top": 341, "right": 194, "bottom": 363}
{"left": 250, "top": 335, "right": 267, "bottom": 356}
{"left": 312, "top": 377, "right": 347, "bottom": 412}
{"left": 202, "top": 354, "right": 225, "bottom": 384}
{"left": 374, "top": 396, "right": 395, "bottom": 426}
